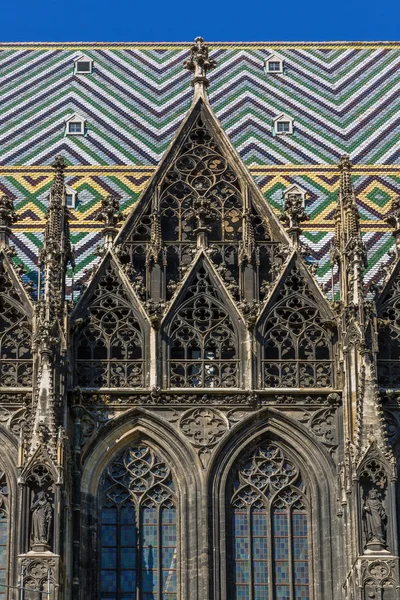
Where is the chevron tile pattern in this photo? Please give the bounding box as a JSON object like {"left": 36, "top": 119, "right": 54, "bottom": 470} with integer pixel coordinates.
{"left": 1, "top": 43, "right": 400, "bottom": 166}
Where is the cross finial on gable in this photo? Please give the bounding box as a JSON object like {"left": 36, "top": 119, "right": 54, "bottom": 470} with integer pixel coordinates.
{"left": 183, "top": 36, "right": 216, "bottom": 99}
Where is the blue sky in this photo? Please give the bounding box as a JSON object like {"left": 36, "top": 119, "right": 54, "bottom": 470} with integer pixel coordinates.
{"left": 1, "top": 0, "right": 399, "bottom": 42}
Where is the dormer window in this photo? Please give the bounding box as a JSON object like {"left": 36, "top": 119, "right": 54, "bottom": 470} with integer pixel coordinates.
{"left": 273, "top": 114, "right": 294, "bottom": 135}
{"left": 265, "top": 54, "right": 284, "bottom": 74}
{"left": 65, "top": 185, "right": 77, "bottom": 209}
{"left": 74, "top": 54, "right": 93, "bottom": 75}
{"left": 283, "top": 184, "right": 307, "bottom": 205}
{"left": 65, "top": 113, "right": 85, "bottom": 136}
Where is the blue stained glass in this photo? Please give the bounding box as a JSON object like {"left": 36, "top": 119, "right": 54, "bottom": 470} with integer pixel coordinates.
{"left": 120, "top": 505, "right": 135, "bottom": 524}
{"left": 292, "top": 513, "right": 308, "bottom": 537}
{"left": 251, "top": 511, "right": 267, "bottom": 537}
{"left": 142, "top": 507, "right": 157, "bottom": 524}
{"left": 274, "top": 537, "right": 289, "bottom": 560}
{"left": 162, "top": 525, "right": 177, "bottom": 546}
{"left": 234, "top": 537, "right": 249, "bottom": 559}
{"left": 142, "top": 570, "right": 158, "bottom": 591}
{"left": 120, "top": 547, "right": 136, "bottom": 569}
{"left": 101, "top": 570, "right": 117, "bottom": 592}
{"left": 233, "top": 511, "right": 248, "bottom": 536}
{"left": 142, "top": 546, "right": 158, "bottom": 568}
{"left": 294, "top": 587, "right": 310, "bottom": 599}
{"left": 252, "top": 537, "right": 267, "bottom": 560}
{"left": 254, "top": 585, "right": 269, "bottom": 599}
{"left": 274, "top": 562, "right": 290, "bottom": 584}
{"left": 162, "top": 569, "right": 177, "bottom": 592}
{"left": 162, "top": 547, "right": 177, "bottom": 569}
{"left": 293, "top": 537, "right": 308, "bottom": 560}
{"left": 0, "top": 573, "right": 5, "bottom": 583}
{"left": 102, "top": 508, "right": 117, "bottom": 524}
{"left": 120, "top": 525, "right": 136, "bottom": 546}
{"left": 120, "top": 570, "right": 136, "bottom": 592}
{"left": 0, "top": 526, "right": 7, "bottom": 545}
{"left": 163, "top": 595, "right": 177, "bottom": 600}
{"left": 253, "top": 561, "right": 268, "bottom": 584}
{"left": 102, "top": 525, "right": 117, "bottom": 546}
{"left": 143, "top": 594, "right": 158, "bottom": 600}
{"left": 234, "top": 561, "right": 250, "bottom": 583}
{"left": 162, "top": 508, "right": 176, "bottom": 524}
{"left": 101, "top": 548, "right": 117, "bottom": 569}
{"left": 273, "top": 512, "right": 288, "bottom": 536}
{"left": 275, "top": 586, "right": 290, "bottom": 599}
{"left": 294, "top": 562, "right": 309, "bottom": 585}
{"left": 0, "top": 548, "right": 6, "bottom": 563}
{"left": 142, "top": 525, "right": 157, "bottom": 546}
{"left": 234, "top": 584, "right": 250, "bottom": 599}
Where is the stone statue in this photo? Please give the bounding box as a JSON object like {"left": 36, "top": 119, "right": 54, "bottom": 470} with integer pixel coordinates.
{"left": 31, "top": 491, "right": 52, "bottom": 547}
{"left": 363, "top": 489, "right": 387, "bottom": 549}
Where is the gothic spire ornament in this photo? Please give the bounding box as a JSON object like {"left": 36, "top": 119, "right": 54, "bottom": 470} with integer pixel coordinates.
{"left": 385, "top": 195, "right": 400, "bottom": 248}
{"left": 97, "top": 194, "right": 124, "bottom": 250}
{"left": 183, "top": 36, "right": 216, "bottom": 98}
{"left": 0, "top": 195, "right": 16, "bottom": 248}
{"left": 279, "top": 190, "right": 309, "bottom": 247}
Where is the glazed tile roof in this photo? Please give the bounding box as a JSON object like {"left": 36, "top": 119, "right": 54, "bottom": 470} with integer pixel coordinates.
{"left": 0, "top": 42, "right": 399, "bottom": 293}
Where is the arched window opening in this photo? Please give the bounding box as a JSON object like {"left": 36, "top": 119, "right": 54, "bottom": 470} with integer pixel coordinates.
{"left": 230, "top": 444, "right": 310, "bottom": 600}
{"left": 0, "top": 471, "right": 9, "bottom": 599}
{"left": 0, "top": 262, "right": 32, "bottom": 387}
{"left": 167, "top": 268, "right": 239, "bottom": 388}
{"left": 261, "top": 267, "right": 333, "bottom": 388}
{"left": 377, "top": 275, "right": 400, "bottom": 387}
{"left": 99, "top": 445, "right": 177, "bottom": 600}
{"left": 75, "top": 263, "right": 144, "bottom": 388}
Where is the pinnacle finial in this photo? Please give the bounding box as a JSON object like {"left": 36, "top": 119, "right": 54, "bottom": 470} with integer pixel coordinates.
{"left": 52, "top": 155, "right": 66, "bottom": 173}
{"left": 338, "top": 154, "right": 352, "bottom": 171}
{"left": 386, "top": 196, "right": 400, "bottom": 245}
{"left": 97, "top": 195, "right": 125, "bottom": 249}
{"left": 279, "top": 192, "right": 309, "bottom": 247}
{"left": 183, "top": 37, "right": 216, "bottom": 96}
{"left": 0, "top": 195, "right": 17, "bottom": 248}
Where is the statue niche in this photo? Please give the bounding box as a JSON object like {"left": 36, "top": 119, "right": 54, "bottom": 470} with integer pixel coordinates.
{"left": 362, "top": 489, "right": 387, "bottom": 551}
{"left": 30, "top": 491, "right": 53, "bottom": 552}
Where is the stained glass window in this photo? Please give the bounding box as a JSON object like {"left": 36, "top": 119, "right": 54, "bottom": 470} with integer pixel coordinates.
{"left": 230, "top": 444, "right": 310, "bottom": 600}
{"left": 99, "top": 445, "right": 177, "bottom": 600}
{"left": 0, "top": 472, "right": 8, "bottom": 600}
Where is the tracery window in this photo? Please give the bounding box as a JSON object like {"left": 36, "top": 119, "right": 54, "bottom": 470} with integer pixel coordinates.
{"left": 75, "top": 262, "right": 144, "bottom": 388}
{"left": 159, "top": 114, "right": 243, "bottom": 244}
{"left": 0, "top": 261, "right": 32, "bottom": 387}
{"left": 166, "top": 267, "right": 239, "bottom": 388}
{"left": 260, "top": 266, "right": 333, "bottom": 388}
{"left": 377, "top": 275, "right": 400, "bottom": 387}
{"left": 0, "top": 471, "right": 9, "bottom": 600}
{"left": 230, "top": 444, "right": 310, "bottom": 600}
{"left": 99, "top": 445, "right": 177, "bottom": 600}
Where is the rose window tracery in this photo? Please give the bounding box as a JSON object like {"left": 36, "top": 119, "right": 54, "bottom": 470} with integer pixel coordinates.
{"left": 230, "top": 444, "right": 310, "bottom": 600}
{"left": 75, "top": 262, "right": 144, "bottom": 388}
{"left": 167, "top": 267, "right": 239, "bottom": 388}
{"left": 99, "top": 445, "right": 177, "bottom": 600}
{"left": 260, "top": 266, "right": 333, "bottom": 388}
{"left": 0, "top": 262, "right": 32, "bottom": 387}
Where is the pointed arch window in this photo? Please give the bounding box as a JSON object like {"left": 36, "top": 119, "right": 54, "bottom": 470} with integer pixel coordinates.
{"left": 166, "top": 267, "right": 239, "bottom": 388}
{"left": 230, "top": 444, "right": 311, "bottom": 600}
{"left": 377, "top": 275, "right": 400, "bottom": 387}
{"left": 0, "top": 261, "right": 32, "bottom": 387}
{"left": 260, "top": 266, "right": 333, "bottom": 388}
{"left": 99, "top": 445, "right": 177, "bottom": 600}
{"left": 75, "top": 263, "right": 144, "bottom": 388}
{"left": 0, "top": 471, "right": 9, "bottom": 599}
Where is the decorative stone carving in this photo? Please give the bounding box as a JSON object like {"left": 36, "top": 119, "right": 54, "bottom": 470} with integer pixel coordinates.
{"left": 183, "top": 36, "right": 216, "bottom": 89}
{"left": 362, "top": 489, "right": 387, "bottom": 551}
{"left": 97, "top": 194, "right": 124, "bottom": 248}
{"left": 31, "top": 491, "right": 53, "bottom": 550}
{"left": 179, "top": 407, "right": 228, "bottom": 467}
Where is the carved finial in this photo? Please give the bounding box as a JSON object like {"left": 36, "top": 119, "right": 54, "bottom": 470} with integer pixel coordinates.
{"left": 0, "top": 195, "right": 17, "bottom": 248}
{"left": 183, "top": 37, "right": 216, "bottom": 98}
{"left": 279, "top": 193, "right": 309, "bottom": 247}
{"left": 385, "top": 196, "right": 400, "bottom": 247}
{"left": 97, "top": 195, "right": 124, "bottom": 249}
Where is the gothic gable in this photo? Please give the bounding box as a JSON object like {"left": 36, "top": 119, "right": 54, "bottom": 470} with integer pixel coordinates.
{"left": 257, "top": 256, "right": 335, "bottom": 389}
{"left": 0, "top": 252, "right": 33, "bottom": 388}
{"left": 376, "top": 259, "right": 400, "bottom": 388}
{"left": 71, "top": 253, "right": 149, "bottom": 389}
{"left": 161, "top": 253, "right": 246, "bottom": 389}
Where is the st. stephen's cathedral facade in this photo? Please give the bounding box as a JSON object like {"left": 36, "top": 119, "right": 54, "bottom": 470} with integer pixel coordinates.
{"left": 0, "top": 37, "right": 399, "bottom": 600}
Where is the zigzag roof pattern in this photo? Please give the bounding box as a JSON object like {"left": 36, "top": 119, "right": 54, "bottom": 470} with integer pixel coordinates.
{"left": 1, "top": 42, "right": 400, "bottom": 166}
